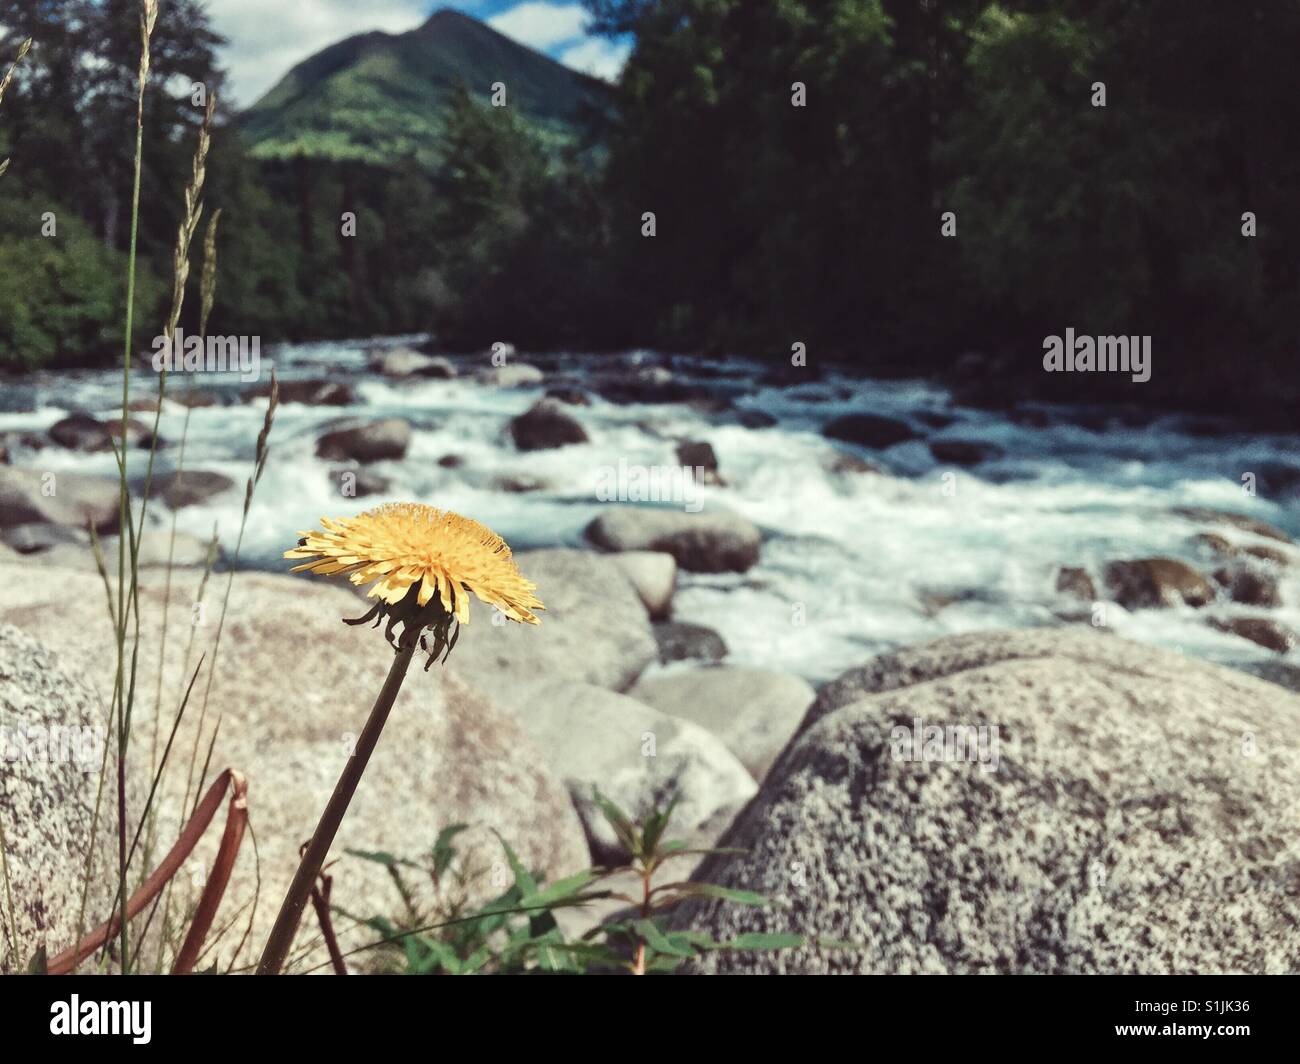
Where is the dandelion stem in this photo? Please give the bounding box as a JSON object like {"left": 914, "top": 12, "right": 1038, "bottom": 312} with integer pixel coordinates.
{"left": 256, "top": 641, "right": 417, "bottom": 975}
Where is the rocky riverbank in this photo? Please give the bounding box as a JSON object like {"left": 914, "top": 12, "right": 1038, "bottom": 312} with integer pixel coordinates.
{"left": 3, "top": 555, "right": 1299, "bottom": 972}
{"left": 2, "top": 342, "right": 1299, "bottom": 971}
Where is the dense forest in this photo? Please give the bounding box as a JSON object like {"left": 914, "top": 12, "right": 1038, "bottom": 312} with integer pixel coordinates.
{"left": 1, "top": 0, "right": 1297, "bottom": 415}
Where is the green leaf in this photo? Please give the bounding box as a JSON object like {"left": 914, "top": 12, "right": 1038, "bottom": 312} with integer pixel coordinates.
{"left": 345, "top": 848, "right": 403, "bottom": 868}
{"left": 457, "top": 946, "right": 494, "bottom": 974}
{"left": 518, "top": 868, "right": 602, "bottom": 909}
{"left": 431, "top": 823, "right": 469, "bottom": 881}
{"left": 26, "top": 945, "right": 47, "bottom": 975}
{"left": 658, "top": 882, "right": 771, "bottom": 907}
{"left": 550, "top": 941, "right": 627, "bottom": 970}
{"left": 411, "top": 936, "right": 463, "bottom": 974}
{"left": 591, "top": 787, "right": 640, "bottom": 855}
{"left": 491, "top": 830, "right": 538, "bottom": 895}
{"left": 633, "top": 918, "right": 693, "bottom": 958}
{"left": 640, "top": 795, "right": 680, "bottom": 856}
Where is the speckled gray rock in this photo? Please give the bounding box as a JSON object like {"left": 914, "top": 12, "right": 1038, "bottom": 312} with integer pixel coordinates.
{"left": 449, "top": 549, "right": 658, "bottom": 698}
{"left": 516, "top": 679, "right": 756, "bottom": 864}
{"left": 803, "top": 626, "right": 1263, "bottom": 732}
{"left": 0, "top": 569, "right": 590, "bottom": 972}
{"left": 0, "top": 625, "right": 126, "bottom": 973}
{"left": 675, "top": 629, "right": 1300, "bottom": 974}
{"left": 628, "top": 666, "right": 814, "bottom": 781}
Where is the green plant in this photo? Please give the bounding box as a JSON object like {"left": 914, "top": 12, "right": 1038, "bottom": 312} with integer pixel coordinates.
{"left": 336, "top": 791, "right": 823, "bottom": 975}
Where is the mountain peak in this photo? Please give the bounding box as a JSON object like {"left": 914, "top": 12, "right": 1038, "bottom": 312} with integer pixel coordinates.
{"left": 422, "top": 7, "right": 477, "bottom": 30}
{"left": 240, "top": 9, "right": 611, "bottom": 170}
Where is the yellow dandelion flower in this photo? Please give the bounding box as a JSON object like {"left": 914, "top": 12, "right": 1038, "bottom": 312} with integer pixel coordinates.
{"left": 285, "top": 502, "right": 543, "bottom": 662}
{"left": 262, "top": 503, "right": 544, "bottom": 973}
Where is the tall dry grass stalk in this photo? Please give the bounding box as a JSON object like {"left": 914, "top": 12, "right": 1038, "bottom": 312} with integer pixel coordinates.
{"left": 0, "top": 35, "right": 32, "bottom": 178}
{"left": 105, "top": 0, "right": 158, "bottom": 973}
{"left": 145, "top": 209, "right": 223, "bottom": 883}
{"left": 98, "top": 0, "right": 224, "bottom": 973}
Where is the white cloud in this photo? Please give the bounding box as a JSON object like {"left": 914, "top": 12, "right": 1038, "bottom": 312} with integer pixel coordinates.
{"left": 488, "top": 3, "right": 588, "bottom": 51}
{"left": 207, "top": 0, "right": 431, "bottom": 107}
{"left": 558, "top": 37, "right": 631, "bottom": 82}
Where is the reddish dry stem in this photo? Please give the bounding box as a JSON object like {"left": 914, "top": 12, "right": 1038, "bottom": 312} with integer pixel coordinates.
{"left": 47, "top": 768, "right": 247, "bottom": 976}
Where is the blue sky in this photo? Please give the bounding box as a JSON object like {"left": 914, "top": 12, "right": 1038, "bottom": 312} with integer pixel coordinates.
{"left": 206, "top": 1, "right": 632, "bottom": 108}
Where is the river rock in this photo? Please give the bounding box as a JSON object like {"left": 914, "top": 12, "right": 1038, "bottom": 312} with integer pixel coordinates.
{"left": 676, "top": 440, "right": 722, "bottom": 485}
{"left": 371, "top": 348, "right": 455, "bottom": 379}
{"left": 1055, "top": 566, "right": 1096, "bottom": 601}
{"left": 106, "top": 417, "right": 159, "bottom": 449}
{"left": 330, "top": 467, "right": 390, "bottom": 498}
{"left": 1192, "top": 532, "right": 1235, "bottom": 558}
{"left": 492, "top": 474, "right": 549, "bottom": 494}
{"left": 0, "top": 625, "right": 135, "bottom": 973}
{"left": 0, "top": 468, "right": 120, "bottom": 533}
{"left": 586, "top": 507, "right": 761, "bottom": 574}
{"left": 544, "top": 386, "right": 590, "bottom": 406}
{"left": 1103, "top": 558, "right": 1215, "bottom": 609}
{"left": 1212, "top": 562, "right": 1281, "bottom": 607}
{"left": 608, "top": 551, "right": 677, "bottom": 620}
{"left": 509, "top": 400, "right": 589, "bottom": 451}
{"left": 1243, "top": 543, "right": 1293, "bottom": 565}
{"left": 257, "top": 379, "right": 357, "bottom": 405}
{"left": 674, "top": 629, "right": 1300, "bottom": 973}
{"left": 513, "top": 678, "right": 756, "bottom": 863}
{"left": 822, "top": 414, "right": 918, "bottom": 449}
{"left": 142, "top": 470, "right": 235, "bottom": 510}
{"left": 445, "top": 549, "right": 657, "bottom": 701}
{"left": 486, "top": 362, "right": 544, "bottom": 388}
{"left": 1209, "top": 616, "right": 1298, "bottom": 654}
{"left": 827, "top": 451, "right": 886, "bottom": 476}
{"left": 316, "top": 418, "right": 411, "bottom": 463}
{"left": 928, "top": 439, "right": 1003, "bottom": 465}
{"left": 0, "top": 569, "right": 589, "bottom": 972}
{"left": 628, "top": 666, "right": 814, "bottom": 781}
{"left": 170, "top": 391, "right": 220, "bottom": 409}
{"left": 1173, "top": 507, "right": 1293, "bottom": 544}
{"left": 48, "top": 413, "right": 111, "bottom": 451}
{"left": 1, "top": 524, "right": 90, "bottom": 554}
{"left": 11, "top": 530, "right": 211, "bottom": 571}
{"left": 654, "top": 621, "right": 728, "bottom": 664}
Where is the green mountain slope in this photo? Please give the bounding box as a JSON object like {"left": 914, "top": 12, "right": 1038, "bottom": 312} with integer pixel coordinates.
{"left": 239, "top": 8, "right": 610, "bottom": 168}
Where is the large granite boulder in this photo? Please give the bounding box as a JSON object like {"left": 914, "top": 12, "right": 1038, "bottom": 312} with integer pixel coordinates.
{"left": 0, "top": 625, "right": 131, "bottom": 973}
{"left": 675, "top": 629, "right": 1300, "bottom": 974}
{"left": 0, "top": 569, "right": 590, "bottom": 972}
